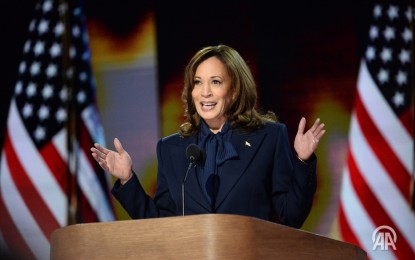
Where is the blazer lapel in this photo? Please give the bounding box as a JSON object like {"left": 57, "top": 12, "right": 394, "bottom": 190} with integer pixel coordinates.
{"left": 171, "top": 136, "right": 211, "bottom": 211}
{"left": 214, "top": 129, "right": 267, "bottom": 210}
{"left": 185, "top": 164, "right": 212, "bottom": 210}
{"left": 171, "top": 128, "right": 268, "bottom": 212}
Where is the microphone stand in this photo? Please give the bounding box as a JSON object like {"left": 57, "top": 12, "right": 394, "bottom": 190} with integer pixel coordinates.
{"left": 182, "top": 160, "right": 195, "bottom": 216}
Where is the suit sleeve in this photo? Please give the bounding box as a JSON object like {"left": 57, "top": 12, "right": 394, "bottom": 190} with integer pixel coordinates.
{"left": 272, "top": 123, "right": 317, "bottom": 228}
{"left": 111, "top": 139, "right": 176, "bottom": 219}
{"left": 111, "top": 173, "right": 156, "bottom": 219}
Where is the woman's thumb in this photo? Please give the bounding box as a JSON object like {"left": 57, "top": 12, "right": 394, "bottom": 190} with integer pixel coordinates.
{"left": 113, "top": 138, "right": 124, "bottom": 154}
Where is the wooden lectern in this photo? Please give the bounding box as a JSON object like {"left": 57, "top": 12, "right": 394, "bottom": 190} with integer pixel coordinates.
{"left": 50, "top": 214, "right": 366, "bottom": 259}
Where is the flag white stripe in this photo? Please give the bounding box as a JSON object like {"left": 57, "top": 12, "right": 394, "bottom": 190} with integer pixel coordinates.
{"left": 80, "top": 105, "right": 114, "bottom": 221}
{"left": 78, "top": 149, "right": 114, "bottom": 221}
{"left": 357, "top": 61, "right": 412, "bottom": 174}
{"left": 52, "top": 129, "right": 68, "bottom": 162}
{"left": 341, "top": 165, "right": 396, "bottom": 260}
{"left": 83, "top": 105, "right": 106, "bottom": 146}
{"left": 0, "top": 151, "right": 50, "bottom": 260}
{"left": 7, "top": 100, "right": 67, "bottom": 226}
{"left": 350, "top": 111, "right": 415, "bottom": 251}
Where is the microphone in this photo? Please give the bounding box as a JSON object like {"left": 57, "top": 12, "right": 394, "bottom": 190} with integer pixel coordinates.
{"left": 186, "top": 144, "right": 201, "bottom": 165}
{"left": 182, "top": 144, "right": 203, "bottom": 216}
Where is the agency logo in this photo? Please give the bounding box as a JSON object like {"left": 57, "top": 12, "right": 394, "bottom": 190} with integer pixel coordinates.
{"left": 372, "top": 225, "right": 397, "bottom": 251}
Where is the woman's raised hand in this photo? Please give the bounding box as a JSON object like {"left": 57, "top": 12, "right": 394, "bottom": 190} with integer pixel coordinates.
{"left": 90, "top": 138, "right": 133, "bottom": 184}
{"left": 294, "top": 117, "right": 326, "bottom": 161}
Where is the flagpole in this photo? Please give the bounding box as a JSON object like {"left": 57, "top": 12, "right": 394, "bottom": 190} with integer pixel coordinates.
{"left": 62, "top": 0, "right": 80, "bottom": 225}
{"left": 62, "top": 0, "right": 75, "bottom": 225}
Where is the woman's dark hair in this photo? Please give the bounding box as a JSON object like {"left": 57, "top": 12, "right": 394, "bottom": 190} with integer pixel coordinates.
{"left": 180, "top": 45, "right": 276, "bottom": 137}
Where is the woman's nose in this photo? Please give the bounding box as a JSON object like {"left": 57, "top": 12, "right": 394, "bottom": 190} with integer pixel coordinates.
{"left": 201, "top": 84, "right": 212, "bottom": 97}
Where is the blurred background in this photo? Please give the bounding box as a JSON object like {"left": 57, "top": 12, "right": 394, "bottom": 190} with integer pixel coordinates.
{"left": 1, "top": 0, "right": 413, "bottom": 259}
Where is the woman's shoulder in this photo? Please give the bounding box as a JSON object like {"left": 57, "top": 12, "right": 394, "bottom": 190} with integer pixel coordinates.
{"left": 256, "top": 122, "right": 290, "bottom": 142}
{"left": 262, "top": 121, "right": 287, "bottom": 132}
{"left": 160, "top": 132, "right": 182, "bottom": 143}
{"left": 232, "top": 122, "right": 287, "bottom": 140}
{"left": 233, "top": 121, "right": 287, "bottom": 136}
{"left": 159, "top": 132, "right": 197, "bottom": 147}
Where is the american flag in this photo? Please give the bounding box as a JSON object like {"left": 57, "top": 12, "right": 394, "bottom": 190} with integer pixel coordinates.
{"left": 338, "top": 1, "right": 415, "bottom": 259}
{"left": 0, "top": 0, "right": 115, "bottom": 258}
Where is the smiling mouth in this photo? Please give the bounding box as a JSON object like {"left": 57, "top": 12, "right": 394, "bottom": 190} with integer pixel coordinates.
{"left": 201, "top": 102, "right": 216, "bottom": 110}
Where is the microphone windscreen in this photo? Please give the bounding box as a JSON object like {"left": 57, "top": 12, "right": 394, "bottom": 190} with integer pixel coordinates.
{"left": 186, "top": 144, "right": 200, "bottom": 163}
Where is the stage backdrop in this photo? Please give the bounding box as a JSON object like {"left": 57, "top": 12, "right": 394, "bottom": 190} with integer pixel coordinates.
{"left": 86, "top": 1, "right": 159, "bottom": 220}
{"left": 1, "top": 0, "right": 414, "bottom": 259}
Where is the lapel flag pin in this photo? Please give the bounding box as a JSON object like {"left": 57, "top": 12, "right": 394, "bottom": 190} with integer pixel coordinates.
{"left": 245, "top": 141, "right": 251, "bottom": 147}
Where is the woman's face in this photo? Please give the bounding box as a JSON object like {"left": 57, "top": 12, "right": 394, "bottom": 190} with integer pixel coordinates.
{"left": 192, "top": 56, "right": 233, "bottom": 133}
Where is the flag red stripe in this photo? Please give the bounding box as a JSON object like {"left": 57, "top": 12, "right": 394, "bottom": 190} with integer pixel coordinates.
{"left": 355, "top": 94, "right": 411, "bottom": 200}
{"left": 4, "top": 133, "right": 60, "bottom": 240}
{"left": 0, "top": 192, "right": 35, "bottom": 259}
{"left": 79, "top": 121, "right": 96, "bottom": 168}
{"left": 40, "top": 141, "right": 67, "bottom": 193}
{"left": 348, "top": 150, "right": 415, "bottom": 258}
{"left": 72, "top": 121, "right": 100, "bottom": 222}
{"left": 399, "top": 107, "right": 413, "bottom": 136}
{"left": 338, "top": 202, "right": 362, "bottom": 249}
{"left": 79, "top": 192, "right": 98, "bottom": 222}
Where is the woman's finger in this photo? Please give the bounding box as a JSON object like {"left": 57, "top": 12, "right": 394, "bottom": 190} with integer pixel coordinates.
{"left": 91, "top": 147, "right": 106, "bottom": 160}
{"left": 297, "top": 117, "right": 306, "bottom": 135}
{"left": 310, "top": 118, "right": 321, "bottom": 133}
{"left": 316, "top": 129, "right": 326, "bottom": 140}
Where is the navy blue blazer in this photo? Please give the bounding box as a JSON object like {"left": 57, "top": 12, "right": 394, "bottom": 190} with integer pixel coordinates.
{"left": 112, "top": 122, "right": 317, "bottom": 228}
